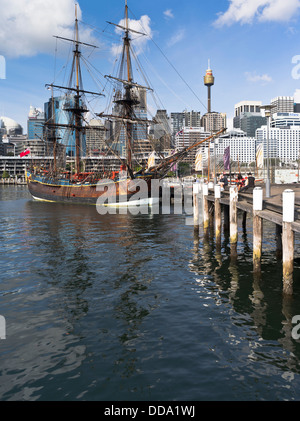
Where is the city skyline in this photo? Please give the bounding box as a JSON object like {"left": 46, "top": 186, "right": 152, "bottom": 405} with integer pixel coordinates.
{"left": 1, "top": 0, "right": 300, "bottom": 132}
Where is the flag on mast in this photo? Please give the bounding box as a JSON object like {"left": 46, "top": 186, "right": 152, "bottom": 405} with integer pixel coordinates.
{"left": 224, "top": 146, "right": 230, "bottom": 170}
{"left": 256, "top": 143, "right": 264, "bottom": 168}
{"left": 20, "top": 149, "right": 31, "bottom": 157}
{"left": 195, "top": 149, "right": 203, "bottom": 171}
{"left": 147, "top": 151, "right": 155, "bottom": 169}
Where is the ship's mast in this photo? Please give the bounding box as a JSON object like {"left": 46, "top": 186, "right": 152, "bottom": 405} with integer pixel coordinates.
{"left": 124, "top": 0, "right": 133, "bottom": 172}
{"left": 102, "top": 1, "right": 154, "bottom": 177}
{"left": 74, "top": 4, "right": 81, "bottom": 175}
{"left": 44, "top": 4, "right": 104, "bottom": 177}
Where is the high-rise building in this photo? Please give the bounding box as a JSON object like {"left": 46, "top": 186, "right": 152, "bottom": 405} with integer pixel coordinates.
{"left": 170, "top": 110, "right": 201, "bottom": 146}
{"left": 149, "top": 110, "right": 172, "bottom": 151}
{"left": 27, "top": 106, "right": 45, "bottom": 140}
{"left": 85, "top": 119, "right": 106, "bottom": 156}
{"left": 44, "top": 94, "right": 86, "bottom": 157}
{"left": 201, "top": 112, "right": 226, "bottom": 133}
{"left": 270, "top": 96, "right": 294, "bottom": 116}
{"left": 234, "top": 100, "right": 262, "bottom": 117}
{"left": 256, "top": 125, "right": 300, "bottom": 163}
{"left": 175, "top": 127, "right": 210, "bottom": 165}
{"left": 234, "top": 113, "right": 266, "bottom": 137}
{"left": 271, "top": 112, "right": 300, "bottom": 128}
{"left": 233, "top": 100, "right": 265, "bottom": 137}
{"left": 170, "top": 112, "right": 185, "bottom": 137}
{"left": 216, "top": 130, "right": 256, "bottom": 164}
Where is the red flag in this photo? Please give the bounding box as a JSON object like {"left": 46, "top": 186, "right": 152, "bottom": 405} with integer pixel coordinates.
{"left": 20, "top": 149, "right": 30, "bottom": 157}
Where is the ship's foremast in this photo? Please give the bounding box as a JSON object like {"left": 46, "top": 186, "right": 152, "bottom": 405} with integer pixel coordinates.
{"left": 45, "top": 4, "right": 104, "bottom": 176}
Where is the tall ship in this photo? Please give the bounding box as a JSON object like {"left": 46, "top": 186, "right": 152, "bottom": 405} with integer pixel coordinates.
{"left": 26, "top": 1, "right": 225, "bottom": 205}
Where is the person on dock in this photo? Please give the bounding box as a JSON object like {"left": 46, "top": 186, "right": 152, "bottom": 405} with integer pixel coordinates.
{"left": 240, "top": 172, "right": 255, "bottom": 192}
{"left": 219, "top": 172, "right": 228, "bottom": 190}
{"left": 237, "top": 173, "right": 245, "bottom": 191}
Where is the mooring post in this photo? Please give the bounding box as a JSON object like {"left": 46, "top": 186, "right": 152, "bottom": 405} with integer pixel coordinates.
{"left": 203, "top": 182, "right": 209, "bottom": 230}
{"left": 230, "top": 185, "right": 238, "bottom": 252}
{"left": 214, "top": 184, "right": 221, "bottom": 247}
{"left": 282, "top": 189, "right": 295, "bottom": 295}
{"left": 193, "top": 183, "right": 199, "bottom": 228}
{"left": 253, "top": 187, "right": 263, "bottom": 273}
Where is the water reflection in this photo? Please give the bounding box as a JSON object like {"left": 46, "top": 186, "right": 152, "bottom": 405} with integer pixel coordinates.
{"left": 190, "top": 216, "right": 300, "bottom": 378}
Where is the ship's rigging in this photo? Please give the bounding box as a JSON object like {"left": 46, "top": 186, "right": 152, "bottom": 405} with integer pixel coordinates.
{"left": 40, "top": 1, "right": 225, "bottom": 182}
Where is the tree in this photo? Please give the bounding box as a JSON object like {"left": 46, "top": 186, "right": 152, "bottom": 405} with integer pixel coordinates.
{"left": 2, "top": 170, "right": 9, "bottom": 179}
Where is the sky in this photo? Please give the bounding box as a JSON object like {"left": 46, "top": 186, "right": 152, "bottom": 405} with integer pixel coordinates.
{"left": 1, "top": 0, "right": 300, "bottom": 133}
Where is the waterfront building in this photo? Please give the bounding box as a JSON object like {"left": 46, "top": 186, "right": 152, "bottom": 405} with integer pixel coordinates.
{"left": 271, "top": 112, "right": 300, "bottom": 128}
{"left": 0, "top": 116, "right": 23, "bottom": 136}
{"left": 27, "top": 106, "right": 45, "bottom": 140}
{"left": 2, "top": 134, "right": 27, "bottom": 156}
{"left": 215, "top": 129, "right": 256, "bottom": 164}
{"left": 256, "top": 125, "right": 300, "bottom": 164}
{"left": 270, "top": 96, "right": 294, "bottom": 117}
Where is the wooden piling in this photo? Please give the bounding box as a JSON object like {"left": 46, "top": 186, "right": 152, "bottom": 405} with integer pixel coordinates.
{"left": 230, "top": 186, "right": 238, "bottom": 252}
{"left": 214, "top": 184, "right": 221, "bottom": 247}
{"left": 253, "top": 187, "right": 263, "bottom": 273}
{"left": 282, "top": 189, "right": 295, "bottom": 295}
{"left": 193, "top": 183, "right": 199, "bottom": 228}
{"left": 203, "top": 183, "right": 209, "bottom": 230}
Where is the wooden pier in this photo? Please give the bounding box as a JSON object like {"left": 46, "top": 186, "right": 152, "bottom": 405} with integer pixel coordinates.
{"left": 193, "top": 181, "right": 300, "bottom": 295}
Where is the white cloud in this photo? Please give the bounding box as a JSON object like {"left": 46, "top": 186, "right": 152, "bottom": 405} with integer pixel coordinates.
{"left": 164, "top": 9, "right": 174, "bottom": 19}
{"left": 245, "top": 71, "right": 273, "bottom": 83}
{"left": 293, "top": 89, "right": 300, "bottom": 102}
{"left": 111, "top": 15, "right": 152, "bottom": 57}
{"left": 214, "top": 0, "right": 300, "bottom": 27}
{"left": 0, "top": 0, "right": 97, "bottom": 58}
{"left": 167, "top": 28, "right": 185, "bottom": 47}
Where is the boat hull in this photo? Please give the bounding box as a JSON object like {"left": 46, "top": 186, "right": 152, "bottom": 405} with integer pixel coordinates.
{"left": 26, "top": 171, "right": 156, "bottom": 206}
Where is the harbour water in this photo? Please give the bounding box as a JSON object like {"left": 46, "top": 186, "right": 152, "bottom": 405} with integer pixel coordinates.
{"left": 1, "top": 185, "right": 300, "bottom": 401}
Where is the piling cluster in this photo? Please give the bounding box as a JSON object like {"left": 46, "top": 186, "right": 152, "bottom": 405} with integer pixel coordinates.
{"left": 192, "top": 180, "right": 297, "bottom": 295}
